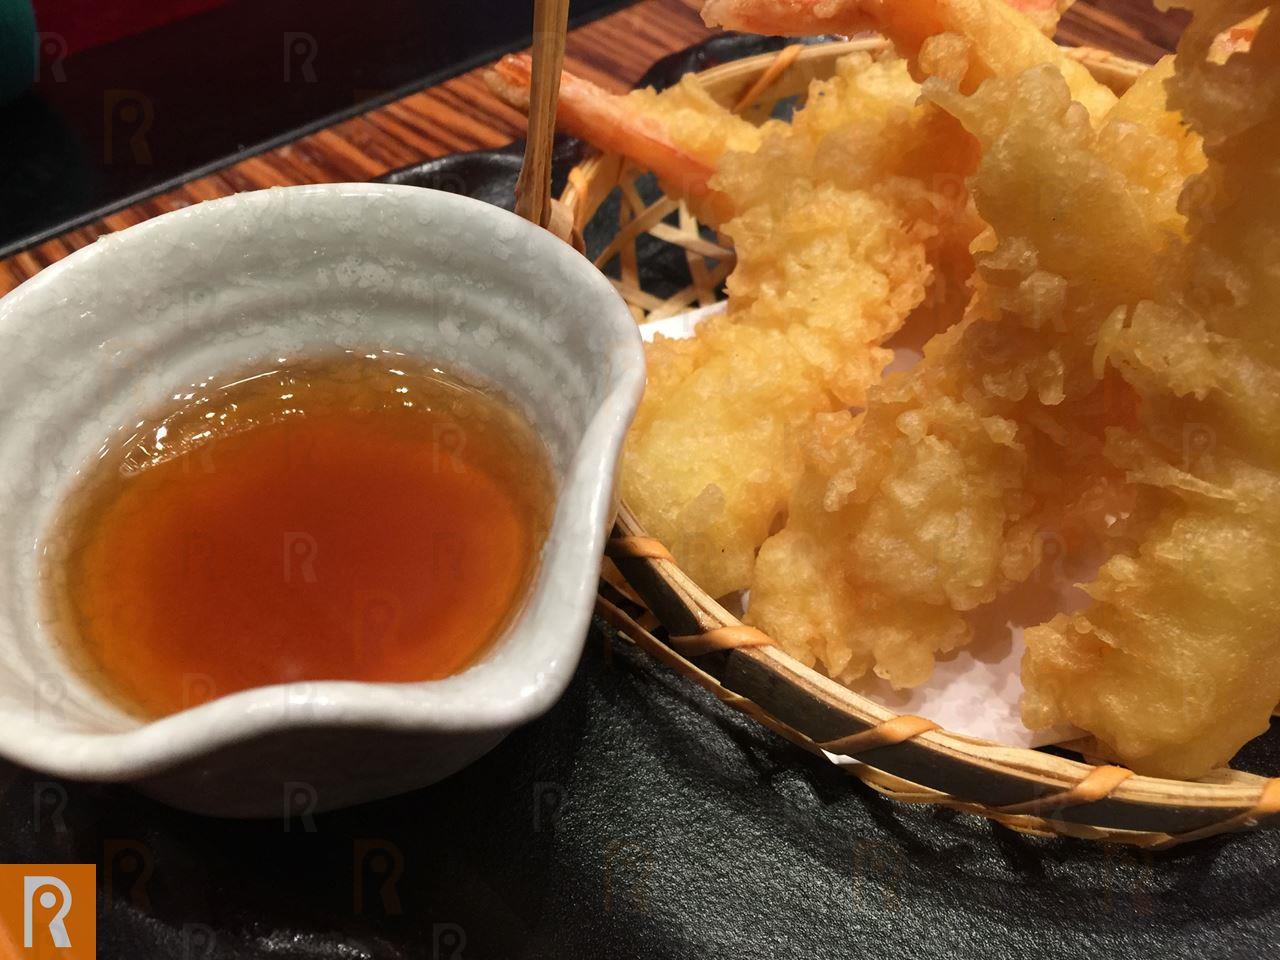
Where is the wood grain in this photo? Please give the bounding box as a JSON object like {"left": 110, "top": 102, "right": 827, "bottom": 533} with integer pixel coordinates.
{"left": 0, "top": 0, "right": 1186, "bottom": 296}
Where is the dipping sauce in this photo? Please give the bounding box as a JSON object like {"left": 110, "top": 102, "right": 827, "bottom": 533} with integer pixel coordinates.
{"left": 46, "top": 352, "right": 554, "bottom": 718}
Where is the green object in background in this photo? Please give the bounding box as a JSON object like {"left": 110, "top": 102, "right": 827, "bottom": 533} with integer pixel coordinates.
{"left": 0, "top": 0, "right": 37, "bottom": 104}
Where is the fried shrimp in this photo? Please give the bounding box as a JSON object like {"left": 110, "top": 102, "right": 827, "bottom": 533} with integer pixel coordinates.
{"left": 490, "top": 44, "right": 981, "bottom": 596}
{"left": 496, "top": 0, "right": 1280, "bottom": 776}
{"left": 750, "top": 0, "right": 1280, "bottom": 778}
{"left": 748, "top": 27, "right": 1203, "bottom": 688}
{"left": 1021, "top": 0, "right": 1280, "bottom": 778}
{"left": 701, "top": 0, "right": 1117, "bottom": 116}
{"left": 624, "top": 53, "right": 980, "bottom": 596}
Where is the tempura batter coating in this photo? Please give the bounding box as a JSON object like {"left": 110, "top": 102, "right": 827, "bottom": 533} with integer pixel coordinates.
{"left": 623, "top": 54, "right": 981, "bottom": 596}
{"left": 626, "top": 187, "right": 932, "bottom": 595}
{"left": 749, "top": 41, "right": 1203, "bottom": 687}
{"left": 625, "top": 74, "right": 767, "bottom": 167}
{"left": 1022, "top": 0, "right": 1280, "bottom": 778}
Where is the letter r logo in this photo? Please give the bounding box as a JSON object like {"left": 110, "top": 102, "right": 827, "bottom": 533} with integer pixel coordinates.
{"left": 23, "top": 876, "right": 71, "bottom": 947}
{"left": 0, "top": 864, "right": 95, "bottom": 957}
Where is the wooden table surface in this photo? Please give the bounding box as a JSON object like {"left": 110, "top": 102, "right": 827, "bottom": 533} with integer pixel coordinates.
{"left": 0, "top": 0, "right": 1186, "bottom": 296}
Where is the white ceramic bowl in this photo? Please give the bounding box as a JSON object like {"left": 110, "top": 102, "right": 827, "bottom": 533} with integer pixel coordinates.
{"left": 0, "top": 183, "right": 644, "bottom": 816}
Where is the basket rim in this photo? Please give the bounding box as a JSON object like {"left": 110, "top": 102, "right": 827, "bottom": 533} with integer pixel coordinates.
{"left": 565, "top": 37, "right": 1279, "bottom": 845}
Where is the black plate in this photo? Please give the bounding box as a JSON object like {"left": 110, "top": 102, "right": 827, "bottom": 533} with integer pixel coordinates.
{"left": 3, "top": 35, "right": 1278, "bottom": 960}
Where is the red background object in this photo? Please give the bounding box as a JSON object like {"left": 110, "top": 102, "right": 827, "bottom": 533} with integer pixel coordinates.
{"left": 31, "top": 0, "right": 231, "bottom": 56}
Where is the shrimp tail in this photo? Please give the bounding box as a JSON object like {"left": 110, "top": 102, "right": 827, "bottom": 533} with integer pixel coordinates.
{"left": 485, "top": 54, "right": 728, "bottom": 216}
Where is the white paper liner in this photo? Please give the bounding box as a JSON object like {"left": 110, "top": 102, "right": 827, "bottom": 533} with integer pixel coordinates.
{"left": 638, "top": 302, "right": 1083, "bottom": 749}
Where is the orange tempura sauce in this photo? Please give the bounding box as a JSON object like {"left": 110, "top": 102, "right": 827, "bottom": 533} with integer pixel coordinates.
{"left": 48, "top": 351, "right": 554, "bottom": 718}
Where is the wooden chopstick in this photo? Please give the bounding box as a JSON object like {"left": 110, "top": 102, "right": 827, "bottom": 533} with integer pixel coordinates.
{"left": 514, "top": 0, "right": 571, "bottom": 230}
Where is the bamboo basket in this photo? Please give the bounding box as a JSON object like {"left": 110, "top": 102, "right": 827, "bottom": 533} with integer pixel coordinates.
{"left": 561, "top": 38, "right": 1280, "bottom": 848}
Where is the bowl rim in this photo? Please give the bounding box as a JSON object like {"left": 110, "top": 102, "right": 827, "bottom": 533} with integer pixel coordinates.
{"left": 0, "top": 182, "right": 645, "bottom": 781}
